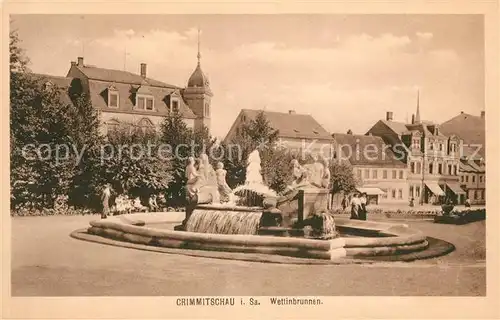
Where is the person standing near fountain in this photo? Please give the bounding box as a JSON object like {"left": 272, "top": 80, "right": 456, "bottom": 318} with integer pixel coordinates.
{"left": 101, "top": 183, "right": 112, "bottom": 219}
{"left": 350, "top": 193, "right": 361, "bottom": 220}
{"left": 215, "top": 162, "right": 232, "bottom": 203}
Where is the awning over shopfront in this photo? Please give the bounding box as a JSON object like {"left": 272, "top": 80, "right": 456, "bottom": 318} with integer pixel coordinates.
{"left": 446, "top": 182, "right": 466, "bottom": 195}
{"left": 356, "top": 187, "right": 386, "bottom": 195}
{"left": 425, "top": 182, "right": 445, "bottom": 196}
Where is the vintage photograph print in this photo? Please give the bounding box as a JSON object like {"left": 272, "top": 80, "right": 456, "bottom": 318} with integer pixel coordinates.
{"left": 9, "top": 13, "right": 487, "bottom": 301}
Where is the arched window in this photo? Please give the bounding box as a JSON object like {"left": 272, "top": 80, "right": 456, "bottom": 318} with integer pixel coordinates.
{"left": 106, "top": 119, "right": 120, "bottom": 134}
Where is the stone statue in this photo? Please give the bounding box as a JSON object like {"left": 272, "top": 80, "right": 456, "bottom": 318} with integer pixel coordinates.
{"left": 321, "top": 156, "right": 331, "bottom": 189}
{"left": 308, "top": 153, "right": 325, "bottom": 188}
{"left": 185, "top": 156, "right": 200, "bottom": 201}
{"left": 215, "top": 162, "right": 232, "bottom": 203}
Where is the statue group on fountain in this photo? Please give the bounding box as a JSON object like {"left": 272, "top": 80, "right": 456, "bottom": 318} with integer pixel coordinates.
{"left": 285, "top": 154, "right": 331, "bottom": 194}
{"left": 186, "top": 154, "right": 232, "bottom": 205}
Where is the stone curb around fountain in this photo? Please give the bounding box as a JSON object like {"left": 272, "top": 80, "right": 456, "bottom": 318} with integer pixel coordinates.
{"left": 83, "top": 213, "right": 435, "bottom": 261}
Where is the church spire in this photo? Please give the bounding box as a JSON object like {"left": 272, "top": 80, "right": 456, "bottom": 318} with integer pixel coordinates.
{"left": 415, "top": 89, "right": 421, "bottom": 124}
{"left": 197, "top": 27, "right": 201, "bottom": 65}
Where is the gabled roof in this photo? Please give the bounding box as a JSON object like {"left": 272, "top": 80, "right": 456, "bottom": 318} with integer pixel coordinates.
{"left": 331, "top": 133, "right": 407, "bottom": 167}
{"left": 239, "top": 109, "right": 333, "bottom": 141}
{"left": 440, "top": 112, "right": 485, "bottom": 157}
{"left": 74, "top": 65, "right": 178, "bottom": 88}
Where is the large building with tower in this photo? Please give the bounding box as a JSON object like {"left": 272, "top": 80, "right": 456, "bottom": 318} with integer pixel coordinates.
{"left": 27, "top": 43, "right": 212, "bottom": 136}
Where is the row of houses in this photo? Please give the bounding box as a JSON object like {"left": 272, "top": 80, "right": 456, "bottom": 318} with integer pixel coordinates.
{"left": 225, "top": 105, "right": 486, "bottom": 206}
{"left": 30, "top": 53, "right": 485, "bottom": 206}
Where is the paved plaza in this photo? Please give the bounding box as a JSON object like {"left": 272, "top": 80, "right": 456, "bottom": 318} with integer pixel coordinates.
{"left": 11, "top": 214, "right": 485, "bottom": 296}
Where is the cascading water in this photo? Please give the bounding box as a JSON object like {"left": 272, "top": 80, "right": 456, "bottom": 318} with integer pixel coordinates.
{"left": 185, "top": 210, "right": 263, "bottom": 235}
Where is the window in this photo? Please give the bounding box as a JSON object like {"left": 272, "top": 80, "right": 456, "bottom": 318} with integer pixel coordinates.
{"left": 409, "top": 186, "right": 414, "bottom": 198}
{"left": 465, "top": 175, "right": 469, "bottom": 183}
{"left": 480, "top": 175, "right": 484, "bottom": 183}
{"left": 392, "top": 170, "right": 397, "bottom": 179}
{"left": 392, "top": 189, "right": 396, "bottom": 199}
{"left": 415, "top": 186, "right": 420, "bottom": 198}
{"left": 429, "top": 142, "right": 434, "bottom": 150}
{"left": 204, "top": 103, "right": 210, "bottom": 117}
{"left": 454, "top": 165, "right": 458, "bottom": 175}
{"left": 448, "top": 165, "right": 452, "bottom": 175}
{"left": 412, "top": 139, "right": 420, "bottom": 149}
{"left": 438, "top": 163, "right": 442, "bottom": 174}
{"left": 372, "top": 169, "right": 378, "bottom": 179}
{"left": 136, "top": 95, "right": 154, "bottom": 111}
{"left": 398, "top": 189, "right": 403, "bottom": 199}
{"left": 364, "top": 169, "right": 370, "bottom": 178}
{"left": 481, "top": 190, "right": 485, "bottom": 200}
{"left": 429, "top": 163, "right": 433, "bottom": 174}
{"left": 439, "top": 143, "right": 443, "bottom": 151}
{"left": 399, "top": 170, "right": 404, "bottom": 179}
{"left": 146, "top": 98, "right": 154, "bottom": 111}
{"left": 416, "top": 162, "right": 421, "bottom": 174}
{"left": 461, "top": 175, "right": 464, "bottom": 183}
{"left": 357, "top": 169, "right": 362, "bottom": 178}
{"left": 472, "top": 175, "right": 476, "bottom": 183}
{"left": 108, "top": 92, "right": 119, "bottom": 108}
{"left": 380, "top": 189, "right": 388, "bottom": 199}
{"left": 171, "top": 100, "right": 179, "bottom": 113}
{"left": 383, "top": 170, "right": 387, "bottom": 179}
{"left": 410, "top": 162, "right": 415, "bottom": 174}
{"left": 474, "top": 190, "right": 479, "bottom": 200}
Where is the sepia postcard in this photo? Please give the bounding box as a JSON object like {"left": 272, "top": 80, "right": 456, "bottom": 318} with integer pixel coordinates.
{"left": 2, "top": 1, "right": 499, "bottom": 319}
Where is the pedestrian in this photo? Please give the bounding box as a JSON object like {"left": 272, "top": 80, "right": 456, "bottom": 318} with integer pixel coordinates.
{"left": 101, "top": 183, "right": 112, "bottom": 219}
{"left": 148, "top": 194, "right": 159, "bottom": 212}
{"left": 465, "top": 198, "right": 471, "bottom": 208}
{"left": 341, "top": 195, "right": 348, "bottom": 211}
{"left": 359, "top": 192, "right": 367, "bottom": 220}
{"left": 350, "top": 193, "right": 361, "bottom": 220}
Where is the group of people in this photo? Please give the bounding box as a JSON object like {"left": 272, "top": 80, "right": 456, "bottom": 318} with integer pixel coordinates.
{"left": 341, "top": 192, "right": 368, "bottom": 220}
{"left": 100, "top": 183, "right": 166, "bottom": 219}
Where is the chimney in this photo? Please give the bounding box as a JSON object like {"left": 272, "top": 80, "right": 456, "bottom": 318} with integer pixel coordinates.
{"left": 77, "top": 57, "right": 84, "bottom": 66}
{"left": 347, "top": 129, "right": 353, "bottom": 135}
{"left": 481, "top": 111, "right": 485, "bottom": 118}
{"left": 386, "top": 111, "right": 393, "bottom": 121}
{"left": 288, "top": 110, "right": 296, "bottom": 114}
{"left": 411, "top": 114, "right": 415, "bottom": 124}
{"left": 140, "top": 63, "right": 147, "bottom": 78}
{"left": 71, "top": 61, "right": 76, "bottom": 67}
{"left": 461, "top": 111, "right": 464, "bottom": 114}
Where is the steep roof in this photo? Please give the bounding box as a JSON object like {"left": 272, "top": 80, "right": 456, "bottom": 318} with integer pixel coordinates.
{"left": 74, "top": 65, "right": 178, "bottom": 88}
{"left": 239, "top": 109, "right": 333, "bottom": 141}
{"left": 28, "top": 73, "right": 74, "bottom": 106}
{"left": 87, "top": 80, "right": 196, "bottom": 118}
{"left": 440, "top": 112, "right": 485, "bottom": 156}
{"left": 332, "top": 133, "right": 407, "bottom": 167}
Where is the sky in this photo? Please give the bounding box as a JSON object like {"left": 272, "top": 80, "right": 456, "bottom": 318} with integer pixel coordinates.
{"left": 11, "top": 14, "right": 484, "bottom": 139}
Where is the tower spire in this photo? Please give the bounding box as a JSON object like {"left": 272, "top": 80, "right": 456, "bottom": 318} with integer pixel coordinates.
{"left": 197, "top": 27, "right": 201, "bottom": 65}
{"left": 415, "top": 89, "right": 421, "bottom": 123}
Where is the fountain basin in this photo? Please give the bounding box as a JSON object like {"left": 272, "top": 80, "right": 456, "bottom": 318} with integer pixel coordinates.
{"left": 85, "top": 212, "right": 430, "bottom": 261}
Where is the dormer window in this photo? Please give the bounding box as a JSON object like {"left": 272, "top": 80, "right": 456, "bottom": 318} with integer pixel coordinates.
{"left": 136, "top": 95, "right": 154, "bottom": 111}
{"left": 170, "top": 99, "right": 179, "bottom": 113}
{"left": 106, "top": 85, "right": 119, "bottom": 108}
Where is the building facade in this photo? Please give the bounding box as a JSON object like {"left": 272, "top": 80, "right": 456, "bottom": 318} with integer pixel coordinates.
{"left": 440, "top": 111, "right": 486, "bottom": 205}
{"left": 29, "top": 49, "right": 212, "bottom": 137}
{"left": 224, "top": 109, "right": 334, "bottom": 159}
{"left": 367, "top": 103, "right": 464, "bottom": 205}
{"left": 332, "top": 133, "right": 408, "bottom": 205}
